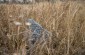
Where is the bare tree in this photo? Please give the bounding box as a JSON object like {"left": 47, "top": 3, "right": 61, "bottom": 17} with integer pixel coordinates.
{"left": 3, "top": 0, "right": 6, "bottom": 2}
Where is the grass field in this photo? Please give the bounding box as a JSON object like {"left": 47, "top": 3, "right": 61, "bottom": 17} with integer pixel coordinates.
{"left": 0, "top": 1, "right": 85, "bottom": 55}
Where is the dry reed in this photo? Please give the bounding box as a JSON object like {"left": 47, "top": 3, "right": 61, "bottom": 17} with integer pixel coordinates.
{"left": 0, "top": 1, "right": 85, "bottom": 55}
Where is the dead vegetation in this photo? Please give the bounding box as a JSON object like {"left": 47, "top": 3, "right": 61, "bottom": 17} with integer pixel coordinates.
{"left": 0, "top": 1, "right": 85, "bottom": 55}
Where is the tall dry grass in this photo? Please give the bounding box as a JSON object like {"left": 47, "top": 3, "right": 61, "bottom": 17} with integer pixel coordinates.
{"left": 0, "top": 1, "right": 85, "bottom": 55}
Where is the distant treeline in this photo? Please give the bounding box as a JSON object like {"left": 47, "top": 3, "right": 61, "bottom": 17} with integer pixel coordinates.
{"left": 0, "top": 0, "right": 84, "bottom": 4}
{"left": 0, "top": 0, "right": 57, "bottom": 4}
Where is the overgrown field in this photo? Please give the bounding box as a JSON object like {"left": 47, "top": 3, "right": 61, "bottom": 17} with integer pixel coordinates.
{"left": 0, "top": 1, "right": 85, "bottom": 55}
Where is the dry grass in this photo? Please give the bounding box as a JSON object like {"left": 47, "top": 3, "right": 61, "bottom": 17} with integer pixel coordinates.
{"left": 0, "top": 1, "right": 85, "bottom": 55}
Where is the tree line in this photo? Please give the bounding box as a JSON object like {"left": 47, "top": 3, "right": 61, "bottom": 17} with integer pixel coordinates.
{"left": 0, "top": 0, "right": 57, "bottom": 4}
{"left": 0, "top": 0, "right": 84, "bottom": 4}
